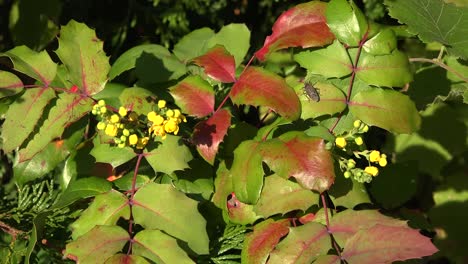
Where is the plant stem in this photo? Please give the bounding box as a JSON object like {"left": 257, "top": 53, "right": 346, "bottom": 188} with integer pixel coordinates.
{"left": 409, "top": 57, "right": 468, "bottom": 83}
{"left": 127, "top": 153, "right": 144, "bottom": 255}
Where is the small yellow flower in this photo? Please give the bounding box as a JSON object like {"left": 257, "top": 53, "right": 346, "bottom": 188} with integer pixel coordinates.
{"left": 369, "top": 150, "right": 381, "bottom": 162}
{"left": 362, "top": 125, "right": 369, "bottom": 132}
{"left": 353, "top": 120, "right": 361, "bottom": 128}
{"left": 123, "top": 129, "right": 130, "bottom": 136}
{"left": 119, "top": 107, "right": 127, "bottom": 117}
{"left": 98, "top": 100, "right": 106, "bottom": 106}
{"left": 379, "top": 157, "right": 388, "bottom": 167}
{"left": 354, "top": 136, "right": 363, "bottom": 146}
{"left": 166, "top": 109, "right": 174, "bottom": 117}
{"left": 150, "top": 125, "right": 167, "bottom": 139}
{"left": 136, "top": 137, "right": 149, "bottom": 149}
{"left": 148, "top": 111, "right": 164, "bottom": 125}
{"left": 335, "top": 137, "right": 347, "bottom": 148}
{"left": 164, "top": 119, "right": 179, "bottom": 134}
{"left": 100, "top": 106, "right": 107, "bottom": 114}
{"left": 364, "top": 166, "right": 379, "bottom": 177}
{"left": 110, "top": 114, "right": 120, "bottom": 123}
{"left": 105, "top": 124, "right": 118, "bottom": 137}
{"left": 117, "top": 143, "right": 126, "bottom": 148}
{"left": 174, "top": 109, "right": 181, "bottom": 118}
{"left": 129, "top": 134, "right": 138, "bottom": 145}
{"left": 344, "top": 171, "right": 351, "bottom": 178}
{"left": 158, "top": 100, "right": 166, "bottom": 108}
{"left": 97, "top": 122, "right": 106, "bottom": 130}
{"left": 347, "top": 159, "right": 356, "bottom": 169}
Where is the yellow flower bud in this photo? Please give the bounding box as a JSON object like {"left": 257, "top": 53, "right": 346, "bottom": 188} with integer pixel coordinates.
{"left": 369, "top": 150, "right": 381, "bottom": 162}
{"left": 118, "top": 142, "right": 126, "bottom": 148}
{"left": 110, "top": 114, "right": 120, "bottom": 123}
{"left": 364, "top": 166, "right": 379, "bottom": 176}
{"left": 129, "top": 134, "right": 138, "bottom": 145}
{"left": 335, "top": 137, "right": 347, "bottom": 148}
{"left": 174, "top": 109, "right": 181, "bottom": 118}
{"left": 100, "top": 106, "right": 107, "bottom": 114}
{"left": 362, "top": 125, "right": 369, "bottom": 132}
{"left": 379, "top": 157, "right": 388, "bottom": 167}
{"left": 353, "top": 120, "right": 361, "bottom": 128}
{"left": 164, "top": 119, "right": 179, "bottom": 134}
{"left": 98, "top": 100, "right": 106, "bottom": 106}
{"left": 158, "top": 100, "right": 166, "bottom": 108}
{"left": 136, "top": 137, "right": 149, "bottom": 149}
{"left": 354, "top": 136, "right": 363, "bottom": 146}
{"left": 97, "top": 122, "right": 106, "bottom": 130}
{"left": 118, "top": 107, "right": 127, "bottom": 117}
{"left": 166, "top": 109, "right": 174, "bottom": 117}
{"left": 123, "top": 129, "right": 130, "bottom": 136}
{"left": 105, "top": 124, "right": 118, "bottom": 137}
{"left": 344, "top": 171, "right": 352, "bottom": 178}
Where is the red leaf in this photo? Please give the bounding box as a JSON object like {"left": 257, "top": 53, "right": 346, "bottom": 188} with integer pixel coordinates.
{"left": 255, "top": 1, "right": 335, "bottom": 61}
{"left": 231, "top": 67, "right": 301, "bottom": 121}
{"left": 242, "top": 219, "right": 290, "bottom": 264}
{"left": 341, "top": 225, "right": 438, "bottom": 263}
{"left": 192, "top": 108, "right": 231, "bottom": 164}
{"left": 169, "top": 75, "right": 215, "bottom": 118}
{"left": 260, "top": 132, "right": 335, "bottom": 193}
{"left": 192, "top": 45, "right": 236, "bottom": 83}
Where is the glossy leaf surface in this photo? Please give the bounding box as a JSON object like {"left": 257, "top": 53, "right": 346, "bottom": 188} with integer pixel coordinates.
{"left": 145, "top": 135, "right": 193, "bottom": 174}
{"left": 193, "top": 45, "right": 236, "bottom": 83}
{"left": 169, "top": 75, "right": 215, "bottom": 118}
{"left": 52, "top": 177, "right": 112, "bottom": 209}
{"left": 206, "top": 23, "right": 250, "bottom": 66}
{"left": 173, "top": 27, "right": 215, "bottom": 62}
{"left": 91, "top": 137, "right": 136, "bottom": 168}
{"left": 326, "top": 0, "right": 368, "bottom": 46}
{"left": 0, "top": 71, "right": 23, "bottom": 98}
{"left": 295, "top": 82, "right": 347, "bottom": 119}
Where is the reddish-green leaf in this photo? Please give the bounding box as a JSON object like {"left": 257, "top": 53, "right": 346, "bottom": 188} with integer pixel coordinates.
{"left": 329, "top": 209, "right": 407, "bottom": 246}
{"left": 193, "top": 108, "right": 231, "bottom": 165}
{"left": 132, "top": 182, "right": 209, "bottom": 254}
{"left": 205, "top": 24, "right": 250, "bottom": 66}
{"left": 18, "top": 93, "right": 93, "bottom": 161}
{"left": 55, "top": 20, "right": 110, "bottom": 95}
{"left": 349, "top": 88, "right": 421, "bottom": 133}
{"left": 132, "top": 230, "right": 195, "bottom": 264}
{"left": 231, "top": 67, "right": 301, "bottom": 121}
{"left": 144, "top": 135, "right": 193, "bottom": 175}
{"left": 326, "top": 0, "right": 368, "bottom": 47}
{"left": 104, "top": 254, "right": 150, "bottom": 264}
{"left": 192, "top": 45, "right": 236, "bottom": 83}
{"left": 2, "top": 46, "right": 57, "bottom": 86}
{"left": 0, "top": 71, "right": 23, "bottom": 99}
{"left": 254, "top": 175, "right": 319, "bottom": 218}
{"left": 169, "top": 75, "right": 214, "bottom": 118}
{"left": 226, "top": 192, "right": 260, "bottom": 225}
{"left": 231, "top": 140, "right": 264, "bottom": 204}
{"left": 2, "top": 88, "right": 55, "bottom": 153}
{"left": 241, "top": 219, "right": 290, "bottom": 264}
{"left": 294, "top": 82, "right": 347, "bottom": 119}
{"left": 65, "top": 225, "right": 129, "bottom": 264}
{"left": 71, "top": 190, "right": 130, "bottom": 240}
{"left": 260, "top": 132, "right": 335, "bottom": 193}
{"left": 341, "top": 225, "right": 438, "bottom": 263}
{"left": 255, "top": 1, "right": 335, "bottom": 61}
{"left": 173, "top": 28, "right": 215, "bottom": 63}
{"left": 268, "top": 222, "right": 330, "bottom": 264}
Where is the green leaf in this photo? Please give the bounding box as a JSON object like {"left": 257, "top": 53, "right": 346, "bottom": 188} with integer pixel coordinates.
{"left": 91, "top": 137, "right": 136, "bottom": 168}
{"left": 268, "top": 222, "right": 330, "bottom": 264}
{"left": 18, "top": 93, "right": 93, "bottom": 161}
{"left": 304, "top": 126, "right": 335, "bottom": 142}
{"left": 65, "top": 225, "right": 129, "bottom": 263}
{"left": 385, "top": 0, "right": 468, "bottom": 58}
{"left": 132, "top": 182, "right": 209, "bottom": 254}
{"left": 135, "top": 50, "right": 187, "bottom": 84}
{"left": 94, "top": 83, "right": 127, "bottom": 108}
{"left": 132, "top": 230, "right": 195, "bottom": 264}
{"left": 1, "top": 88, "right": 55, "bottom": 153}
{"left": 212, "top": 161, "right": 233, "bottom": 209}
{"left": 254, "top": 175, "right": 319, "bottom": 218}
{"left": 52, "top": 177, "right": 112, "bottom": 209}
{"left": 231, "top": 140, "right": 264, "bottom": 204}
{"left": 71, "top": 190, "right": 130, "bottom": 240}
{"left": 0, "top": 71, "right": 23, "bottom": 99}
{"left": 104, "top": 254, "right": 150, "bottom": 264}
{"left": 242, "top": 219, "right": 290, "bottom": 264}
{"left": 362, "top": 28, "right": 397, "bottom": 55}
{"left": 55, "top": 20, "right": 110, "bottom": 95}
{"left": 294, "top": 40, "right": 352, "bottom": 78}
{"left": 294, "top": 82, "right": 347, "bottom": 119}
{"left": 349, "top": 88, "right": 421, "bottom": 133}
{"left": 144, "top": 135, "right": 193, "bottom": 175}
{"left": 113, "top": 174, "right": 151, "bottom": 191}
{"left": 356, "top": 49, "right": 413, "bottom": 87}
{"left": 326, "top": 0, "right": 368, "bottom": 46}
{"left": 225, "top": 193, "right": 261, "bottom": 225}
{"left": 329, "top": 175, "right": 371, "bottom": 209}
{"left": 206, "top": 23, "right": 251, "bottom": 66}
{"left": 119, "top": 86, "right": 155, "bottom": 115}
{"left": 173, "top": 27, "right": 215, "bottom": 62}
{"left": 2, "top": 46, "right": 57, "bottom": 86}
{"left": 169, "top": 75, "right": 215, "bottom": 118}
{"left": 24, "top": 213, "right": 47, "bottom": 264}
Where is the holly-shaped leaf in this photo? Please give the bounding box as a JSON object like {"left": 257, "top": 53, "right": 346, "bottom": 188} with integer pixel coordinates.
{"left": 144, "top": 135, "right": 193, "bottom": 175}
{"left": 349, "top": 88, "right": 421, "bottom": 134}
{"left": 173, "top": 27, "right": 215, "bottom": 63}
{"left": 0, "top": 71, "right": 23, "bottom": 98}
{"left": 65, "top": 225, "right": 129, "bottom": 264}
{"left": 260, "top": 132, "right": 335, "bottom": 193}
{"left": 294, "top": 82, "right": 347, "bottom": 120}
{"left": 206, "top": 23, "right": 250, "bottom": 66}
{"left": 268, "top": 222, "right": 330, "bottom": 264}
{"left": 254, "top": 175, "right": 319, "bottom": 218}
{"left": 132, "top": 230, "right": 195, "bottom": 264}
{"left": 1, "top": 88, "right": 55, "bottom": 153}
{"left": 132, "top": 183, "right": 209, "bottom": 254}
{"left": 90, "top": 137, "right": 136, "bottom": 168}
{"left": 231, "top": 67, "right": 301, "bottom": 121}
{"left": 55, "top": 20, "right": 110, "bottom": 95}
{"left": 326, "top": 0, "right": 368, "bottom": 47}
{"left": 193, "top": 45, "right": 236, "bottom": 83}
{"left": 340, "top": 225, "right": 438, "bottom": 263}
{"left": 255, "top": 1, "right": 335, "bottom": 61}
{"left": 362, "top": 28, "right": 397, "bottom": 55}
{"left": 52, "top": 177, "right": 112, "bottom": 209}
{"left": 329, "top": 176, "right": 371, "bottom": 209}
{"left": 2, "top": 46, "right": 57, "bottom": 86}
{"left": 70, "top": 190, "right": 130, "bottom": 240}
{"left": 18, "top": 93, "right": 93, "bottom": 161}
{"left": 119, "top": 86, "right": 155, "bottom": 116}
{"left": 241, "top": 219, "right": 290, "bottom": 264}
{"left": 169, "top": 75, "right": 214, "bottom": 118}
{"left": 192, "top": 108, "right": 231, "bottom": 165}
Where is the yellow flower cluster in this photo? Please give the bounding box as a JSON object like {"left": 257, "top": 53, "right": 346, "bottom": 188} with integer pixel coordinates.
{"left": 335, "top": 120, "right": 369, "bottom": 149}
{"left": 147, "top": 104, "right": 186, "bottom": 140}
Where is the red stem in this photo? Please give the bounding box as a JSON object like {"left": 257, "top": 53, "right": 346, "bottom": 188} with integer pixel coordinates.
{"left": 126, "top": 153, "right": 144, "bottom": 255}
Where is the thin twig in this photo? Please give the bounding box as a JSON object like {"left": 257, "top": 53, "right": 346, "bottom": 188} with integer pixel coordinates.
{"left": 409, "top": 57, "right": 468, "bottom": 83}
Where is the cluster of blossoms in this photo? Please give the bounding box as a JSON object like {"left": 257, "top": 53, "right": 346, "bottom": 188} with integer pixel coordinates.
{"left": 334, "top": 120, "right": 388, "bottom": 183}
{"left": 91, "top": 99, "right": 186, "bottom": 150}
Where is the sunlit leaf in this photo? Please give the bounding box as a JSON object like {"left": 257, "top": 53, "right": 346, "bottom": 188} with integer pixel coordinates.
{"left": 193, "top": 45, "right": 236, "bottom": 83}
{"left": 65, "top": 225, "right": 129, "bottom": 264}
{"left": 173, "top": 27, "right": 215, "bottom": 63}
{"left": 268, "top": 222, "right": 330, "bottom": 264}
{"left": 132, "top": 183, "right": 209, "bottom": 254}
{"left": 255, "top": 1, "right": 334, "bottom": 61}
{"left": 362, "top": 28, "right": 397, "bottom": 55}
{"left": 55, "top": 20, "right": 110, "bottom": 95}
{"left": 133, "top": 229, "right": 195, "bottom": 264}
{"left": 294, "top": 82, "right": 347, "bottom": 119}
{"left": 169, "top": 75, "right": 214, "bottom": 118}
{"left": 225, "top": 192, "right": 261, "bottom": 225}
{"left": 71, "top": 190, "right": 130, "bottom": 240}
{"left": 104, "top": 254, "right": 150, "bottom": 264}
{"left": 145, "top": 135, "right": 193, "bottom": 175}
{"left": 206, "top": 23, "right": 250, "bottom": 66}
{"left": 192, "top": 108, "right": 231, "bottom": 164}
{"left": 0, "top": 71, "right": 23, "bottom": 99}
{"left": 212, "top": 161, "right": 233, "bottom": 210}
{"left": 52, "top": 177, "right": 112, "bottom": 209}
{"left": 119, "top": 86, "right": 155, "bottom": 115}
{"left": 349, "top": 88, "right": 421, "bottom": 133}
{"left": 241, "top": 219, "right": 290, "bottom": 264}
{"left": 231, "top": 67, "right": 301, "bottom": 121}
{"left": 91, "top": 136, "right": 136, "bottom": 168}
{"left": 326, "top": 0, "right": 368, "bottom": 46}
